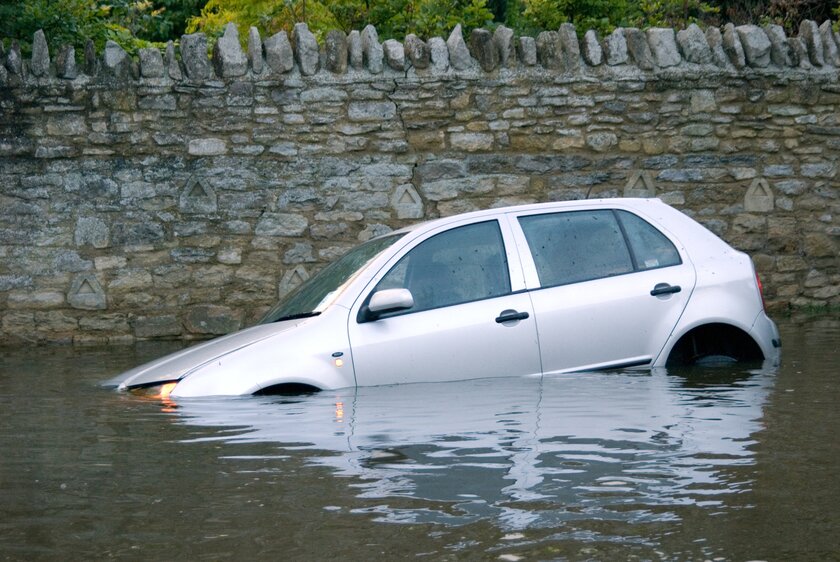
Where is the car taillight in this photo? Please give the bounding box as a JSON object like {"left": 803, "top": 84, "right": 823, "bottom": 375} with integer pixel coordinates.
{"left": 756, "top": 272, "right": 766, "bottom": 310}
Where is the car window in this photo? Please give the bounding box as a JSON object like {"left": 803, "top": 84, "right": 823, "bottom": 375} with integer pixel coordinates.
{"left": 373, "top": 220, "right": 511, "bottom": 315}
{"left": 615, "top": 210, "right": 682, "bottom": 270}
{"left": 518, "top": 210, "right": 634, "bottom": 286}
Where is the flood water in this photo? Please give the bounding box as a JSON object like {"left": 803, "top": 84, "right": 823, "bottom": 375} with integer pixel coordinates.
{"left": 1, "top": 316, "right": 838, "bottom": 561}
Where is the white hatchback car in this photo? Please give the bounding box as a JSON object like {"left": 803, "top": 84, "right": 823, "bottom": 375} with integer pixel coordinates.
{"left": 111, "top": 198, "right": 781, "bottom": 399}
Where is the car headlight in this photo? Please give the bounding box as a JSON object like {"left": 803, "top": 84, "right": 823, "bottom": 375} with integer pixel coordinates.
{"left": 129, "top": 381, "right": 178, "bottom": 401}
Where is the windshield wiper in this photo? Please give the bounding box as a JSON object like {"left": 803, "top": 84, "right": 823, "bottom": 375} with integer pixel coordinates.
{"left": 272, "top": 311, "right": 321, "bottom": 323}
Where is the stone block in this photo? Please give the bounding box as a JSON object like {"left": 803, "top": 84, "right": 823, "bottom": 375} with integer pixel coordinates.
{"left": 75, "top": 216, "right": 109, "bottom": 248}
{"left": 348, "top": 100, "right": 396, "bottom": 121}
{"left": 624, "top": 28, "right": 654, "bottom": 69}
{"left": 188, "top": 138, "right": 226, "bottom": 155}
{"left": 537, "top": 31, "right": 562, "bottom": 69}
{"left": 132, "top": 315, "right": 182, "bottom": 338}
{"left": 255, "top": 213, "right": 309, "bottom": 236}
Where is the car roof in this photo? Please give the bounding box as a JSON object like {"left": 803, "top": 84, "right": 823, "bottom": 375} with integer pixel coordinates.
{"left": 389, "top": 197, "right": 672, "bottom": 236}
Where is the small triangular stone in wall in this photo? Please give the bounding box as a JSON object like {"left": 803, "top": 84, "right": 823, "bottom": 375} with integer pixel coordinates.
{"left": 624, "top": 171, "right": 656, "bottom": 198}
{"left": 179, "top": 177, "right": 218, "bottom": 214}
{"left": 392, "top": 184, "right": 424, "bottom": 219}
{"left": 744, "top": 178, "right": 774, "bottom": 212}
{"left": 278, "top": 266, "right": 310, "bottom": 298}
{"left": 68, "top": 273, "right": 107, "bottom": 310}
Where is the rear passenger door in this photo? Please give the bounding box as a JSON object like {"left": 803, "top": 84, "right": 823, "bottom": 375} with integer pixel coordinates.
{"left": 511, "top": 208, "right": 696, "bottom": 373}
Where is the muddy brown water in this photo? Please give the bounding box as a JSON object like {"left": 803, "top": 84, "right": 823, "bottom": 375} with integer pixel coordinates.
{"left": 1, "top": 316, "right": 838, "bottom": 561}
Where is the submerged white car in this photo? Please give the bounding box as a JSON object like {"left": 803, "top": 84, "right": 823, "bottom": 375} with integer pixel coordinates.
{"left": 111, "top": 198, "right": 781, "bottom": 399}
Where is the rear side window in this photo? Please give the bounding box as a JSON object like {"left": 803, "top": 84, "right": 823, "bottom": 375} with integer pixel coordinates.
{"left": 615, "top": 210, "right": 681, "bottom": 270}
{"left": 374, "top": 220, "right": 511, "bottom": 315}
{"left": 518, "top": 209, "right": 681, "bottom": 287}
{"left": 519, "top": 210, "right": 634, "bottom": 286}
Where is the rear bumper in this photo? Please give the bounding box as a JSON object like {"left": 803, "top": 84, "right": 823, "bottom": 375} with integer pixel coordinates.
{"left": 750, "top": 311, "right": 782, "bottom": 365}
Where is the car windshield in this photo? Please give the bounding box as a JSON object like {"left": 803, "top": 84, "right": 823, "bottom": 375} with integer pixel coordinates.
{"left": 259, "top": 233, "right": 405, "bottom": 324}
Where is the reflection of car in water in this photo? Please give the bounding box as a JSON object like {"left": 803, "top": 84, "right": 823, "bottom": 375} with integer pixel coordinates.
{"left": 172, "top": 368, "right": 776, "bottom": 527}
{"left": 108, "top": 198, "right": 781, "bottom": 399}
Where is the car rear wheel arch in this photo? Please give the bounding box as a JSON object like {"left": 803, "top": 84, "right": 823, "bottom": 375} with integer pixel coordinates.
{"left": 665, "top": 323, "right": 764, "bottom": 367}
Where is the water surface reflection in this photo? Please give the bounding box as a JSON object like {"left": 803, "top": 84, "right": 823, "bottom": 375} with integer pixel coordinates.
{"left": 172, "top": 367, "right": 775, "bottom": 533}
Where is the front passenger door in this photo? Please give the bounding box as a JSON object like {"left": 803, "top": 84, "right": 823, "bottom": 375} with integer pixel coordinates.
{"left": 348, "top": 220, "right": 542, "bottom": 386}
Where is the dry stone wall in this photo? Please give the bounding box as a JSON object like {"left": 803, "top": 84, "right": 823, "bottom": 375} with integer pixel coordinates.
{"left": 1, "top": 22, "right": 838, "bottom": 344}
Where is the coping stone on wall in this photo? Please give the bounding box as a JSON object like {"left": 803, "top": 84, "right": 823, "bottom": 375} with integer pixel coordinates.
{"left": 428, "top": 37, "right": 450, "bottom": 71}
{"left": 181, "top": 33, "right": 212, "bottom": 80}
{"left": 30, "top": 30, "right": 50, "bottom": 77}
{"left": 736, "top": 25, "right": 772, "bottom": 68}
{"left": 248, "top": 27, "right": 264, "bottom": 74}
{"left": 677, "top": 24, "right": 713, "bottom": 65}
{"left": 264, "top": 31, "right": 294, "bottom": 74}
{"left": 581, "top": 29, "right": 603, "bottom": 66}
{"left": 799, "top": 20, "right": 825, "bottom": 67}
{"left": 405, "top": 34, "right": 430, "bottom": 69}
{"left": 494, "top": 25, "right": 516, "bottom": 67}
{"left": 293, "top": 23, "right": 320, "bottom": 76}
{"left": 361, "top": 25, "right": 384, "bottom": 74}
{"left": 447, "top": 24, "right": 472, "bottom": 70}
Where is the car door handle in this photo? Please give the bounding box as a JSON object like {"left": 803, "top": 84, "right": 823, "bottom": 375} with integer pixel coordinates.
{"left": 650, "top": 283, "right": 681, "bottom": 296}
{"left": 495, "top": 310, "right": 530, "bottom": 323}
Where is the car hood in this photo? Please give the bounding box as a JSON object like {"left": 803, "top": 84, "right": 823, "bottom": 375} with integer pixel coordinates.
{"left": 106, "top": 319, "right": 306, "bottom": 389}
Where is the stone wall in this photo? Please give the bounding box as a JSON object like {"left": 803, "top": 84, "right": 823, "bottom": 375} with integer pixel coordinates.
{"left": 1, "top": 21, "right": 838, "bottom": 344}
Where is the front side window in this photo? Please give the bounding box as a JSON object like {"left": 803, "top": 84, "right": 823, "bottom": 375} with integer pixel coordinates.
{"left": 372, "top": 220, "right": 511, "bottom": 316}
